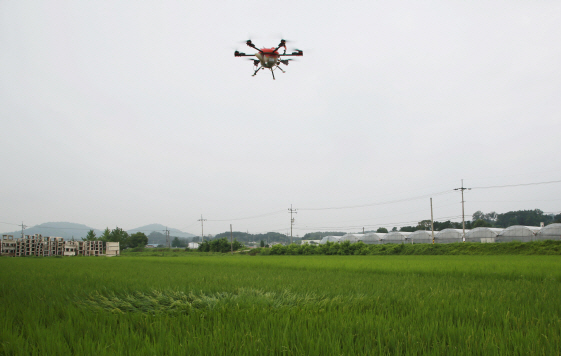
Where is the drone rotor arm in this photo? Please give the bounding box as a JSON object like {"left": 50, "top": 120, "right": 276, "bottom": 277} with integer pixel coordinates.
{"left": 245, "top": 40, "right": 263, "bottom": 53}
{"left": 273, "top": 39, "right": 287, "bottom": 53}
{"left": 278, "top": 50, "right": 303, "bottom": 57}
{"left": 235, "top": 51, "right": 257, "bottom": 57}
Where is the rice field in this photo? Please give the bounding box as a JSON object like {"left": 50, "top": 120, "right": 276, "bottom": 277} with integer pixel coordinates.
{"left": 1, "top": 255, "right": 560, "bottom": 355}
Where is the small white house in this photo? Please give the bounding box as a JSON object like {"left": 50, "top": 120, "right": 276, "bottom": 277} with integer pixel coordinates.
{"left": 106, "top": 242, "right": 120, "bottom": 256}
{"left": 188, "top": 242, "right": 200, "bottom": 249}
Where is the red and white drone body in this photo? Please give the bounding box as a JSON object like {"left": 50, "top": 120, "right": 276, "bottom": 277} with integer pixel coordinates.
{"left": 235, "top": 39, "right": 303, "bottom": 80}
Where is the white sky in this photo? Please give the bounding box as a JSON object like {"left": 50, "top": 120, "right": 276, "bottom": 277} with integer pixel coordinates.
{"left": 1, "top": 1, "right": 560, "bottom": 236}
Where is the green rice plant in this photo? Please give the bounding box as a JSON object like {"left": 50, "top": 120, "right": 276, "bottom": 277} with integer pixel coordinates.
{"left": 1, "top": 255, "right": 560, "bottom": 355}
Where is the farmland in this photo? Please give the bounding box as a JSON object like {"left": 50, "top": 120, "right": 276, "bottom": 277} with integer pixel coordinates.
{"left": 1, "top": 255, "right": 560, "bottom": 355}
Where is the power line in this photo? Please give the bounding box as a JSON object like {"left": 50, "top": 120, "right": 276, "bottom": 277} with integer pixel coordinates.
{"left": 471, "top": 179, "right": 561, "bottom": 190}
{"left": 296, "top": 215, "right": 464, "bottom": 231}
{"left": 299, "top": 190, "right": 453, "bottom": 211}
{"left": 468, "top": 198, "right": 561, "bottom": 203}
{"left": 179, "top": 221, "right": 200, "bottom": 230}
{"left": 9, "top": 226, "right": 95, "bottom": 230}
{"left": 0, "top": 221, "right": 21, "bottom": 226}
{"left": 206, "top": 210, "right": 286, "bottom": 222}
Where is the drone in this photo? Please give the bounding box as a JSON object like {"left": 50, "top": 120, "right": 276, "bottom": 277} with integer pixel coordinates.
{"left": 235, "top": 39, "right": 303, "bottom": 80}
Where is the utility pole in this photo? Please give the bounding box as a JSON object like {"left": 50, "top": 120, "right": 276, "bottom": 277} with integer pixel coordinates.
{"left": 288, "top": 204, "right": 297, "bottom": 245}
{"left": 454, "top": 179, "right": 471, "bottom": 242}
{"left": 163, "top": 227, "right": 170, "bottom": 248}
{"left": 430, "top": 198, "right": 435, "bottom": 244}
{"left": 230, "top": 224, "right": 233, "bottom": 255}
{"left": 20, "top": 222, "right": 27, "bottom": 239}
{"left": 198, "top": 215, "right": 207, "bottom": 243}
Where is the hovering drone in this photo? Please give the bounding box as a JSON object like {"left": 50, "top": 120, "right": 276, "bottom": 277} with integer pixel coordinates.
{"left": 235, "top": 39, "right": 303, "bottom": 80}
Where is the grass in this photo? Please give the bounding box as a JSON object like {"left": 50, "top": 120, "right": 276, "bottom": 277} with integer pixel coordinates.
{"left": 1, "top": 255, "right": 560, "bottom": 355}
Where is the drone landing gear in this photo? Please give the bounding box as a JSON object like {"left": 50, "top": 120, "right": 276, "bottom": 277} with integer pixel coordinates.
{"left": 251, "top": 65, "right": 285, "bottom": 80}
{"left": 270, "top": 66, "right": 286, "bottom": 80}
{"left": 252, "top": 66, "right": 263, "bottom": 77}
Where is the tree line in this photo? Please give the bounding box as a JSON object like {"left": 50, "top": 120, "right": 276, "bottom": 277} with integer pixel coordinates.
{"left": 248, "top": 240, "right": 561, "bottom": 256}
{"left": 196, "top": 238, "right": 244, "bottom": 253}
{"left": 82, "top": 227, "right": 148, "bottom": 250}
{"left": 211, "top": 231, "right": 295, "bottom": 244}
{"left": 395, "top": 209, "right": 560, "bottom": 232}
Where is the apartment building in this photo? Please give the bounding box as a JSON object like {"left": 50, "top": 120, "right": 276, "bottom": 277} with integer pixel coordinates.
{"left": 1, "top": 234, "right": 118, "bottom": 257}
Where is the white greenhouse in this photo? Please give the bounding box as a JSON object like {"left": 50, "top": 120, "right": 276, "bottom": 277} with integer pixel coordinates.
{"left": 319, "top": 236, "right": 342, "bottom": 244}
{"left": 384, "top": 231, "right": 412, "bottom": 244}
{"left": 434, "top": 229, "right": 466, "bottom": 244}
{"left": 409, "top": 230, "right": 434, "bottom": 244}
{"left": 496, "top": 225, "right": 540, "bottom": 242}
{"left": 534, "top": 223, "right": 561, "bottom": 241}
{"left": 364, "top": 232, "right": 387, "bottom": 244}
{"left": 339, "top": 233, "right": 364, "bottom": 243}
{"left": 465, "top": 227, "right": 504, "bottom": 243}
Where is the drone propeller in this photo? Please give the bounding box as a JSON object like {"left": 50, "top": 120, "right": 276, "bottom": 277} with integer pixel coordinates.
{"left": 273, "top": 39, "right": 289, "bottom": 53}
{"left": 243, "top": 39, "right": 263, "bottom": 53}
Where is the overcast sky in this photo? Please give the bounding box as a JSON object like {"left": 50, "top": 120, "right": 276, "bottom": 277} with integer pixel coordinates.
{"left": 1, "top": 1, "right": 560, "bottom": 236}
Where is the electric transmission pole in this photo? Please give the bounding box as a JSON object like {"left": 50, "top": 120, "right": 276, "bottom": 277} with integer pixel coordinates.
{"left": 198, "top": 215, "right": 207, "bottom": 243}
{"left": 230, "top": 224, "right": 233, "bottom": 255}
{"left": 163, "top": 227, "right": 170, "bottom": 248}
{"left": 454, "top": 179, "right": 471, "bottom": 242}
{"left": 430, "top": 198, "right": 435, "bottom": 244}
{"left": 20, "top": 222, "right": 27, "bottom": 239}
{"left": 288, "top": 204, "right": 297, "bottom": 245}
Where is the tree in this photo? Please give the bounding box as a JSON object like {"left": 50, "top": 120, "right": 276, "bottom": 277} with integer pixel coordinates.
{"left": 376, "top": 227, "right": 388, "bottom": 233}
{"left": 418, "top": 220, "right": 432, "bottom": 230}
{"left": 82, "top": 229, "right": 98, "bottom": 241}
{"left": 472, "top": 211, "right": 485, "bottom": 221}
{"left": 103, "top": 227, "right": 129, "bottom": 250}
{"left": 391, "top": 227, "right": 397, "bottom": 232}
{"left": 486, "top": 212, "right": 498, "bottom": 222}
{"left": 171, "top": 236, "right": 187, "bottom": 248}
{"left": 197, "top": 238, "right": 243, "bottom": 253}
{"left": 100, "top": 228, "right": 111, "bottom": 242}
{"left": 302, "top": 231, "right": 346, "bottom": 240}
{"left": 260, "top": 240, "right": 265, "bottom": 247}
{"left": 473, "top": 211, "right": 497, "bottom": 224}
{"left": 129, "top": 232, "right": 148, "bottom": 249}
{"left": 494, "top": 209, "right": 551, "bottom": 228}
{"left": 472, "top": 219, "right": 492, "bottom": 228}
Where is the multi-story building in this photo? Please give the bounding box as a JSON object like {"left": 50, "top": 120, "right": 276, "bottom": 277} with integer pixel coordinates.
{"left": 1, "top": 235, "right": 16, "bottom": 255}
{"left": 1, "top": 234, "right": 119, "bottom": 257}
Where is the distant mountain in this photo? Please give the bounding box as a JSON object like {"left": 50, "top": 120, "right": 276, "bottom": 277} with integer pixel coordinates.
{"left": 145, "top": 231, "right": 191, "bottom": 245}
{"left": 1, "top": 222, "right": 195, "bottom": 242}
{"left": 127, "top": 224, "right": 195, "bottom": 239}
{"left": 1, "top": 222, "right": 103, "bottom": 240}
